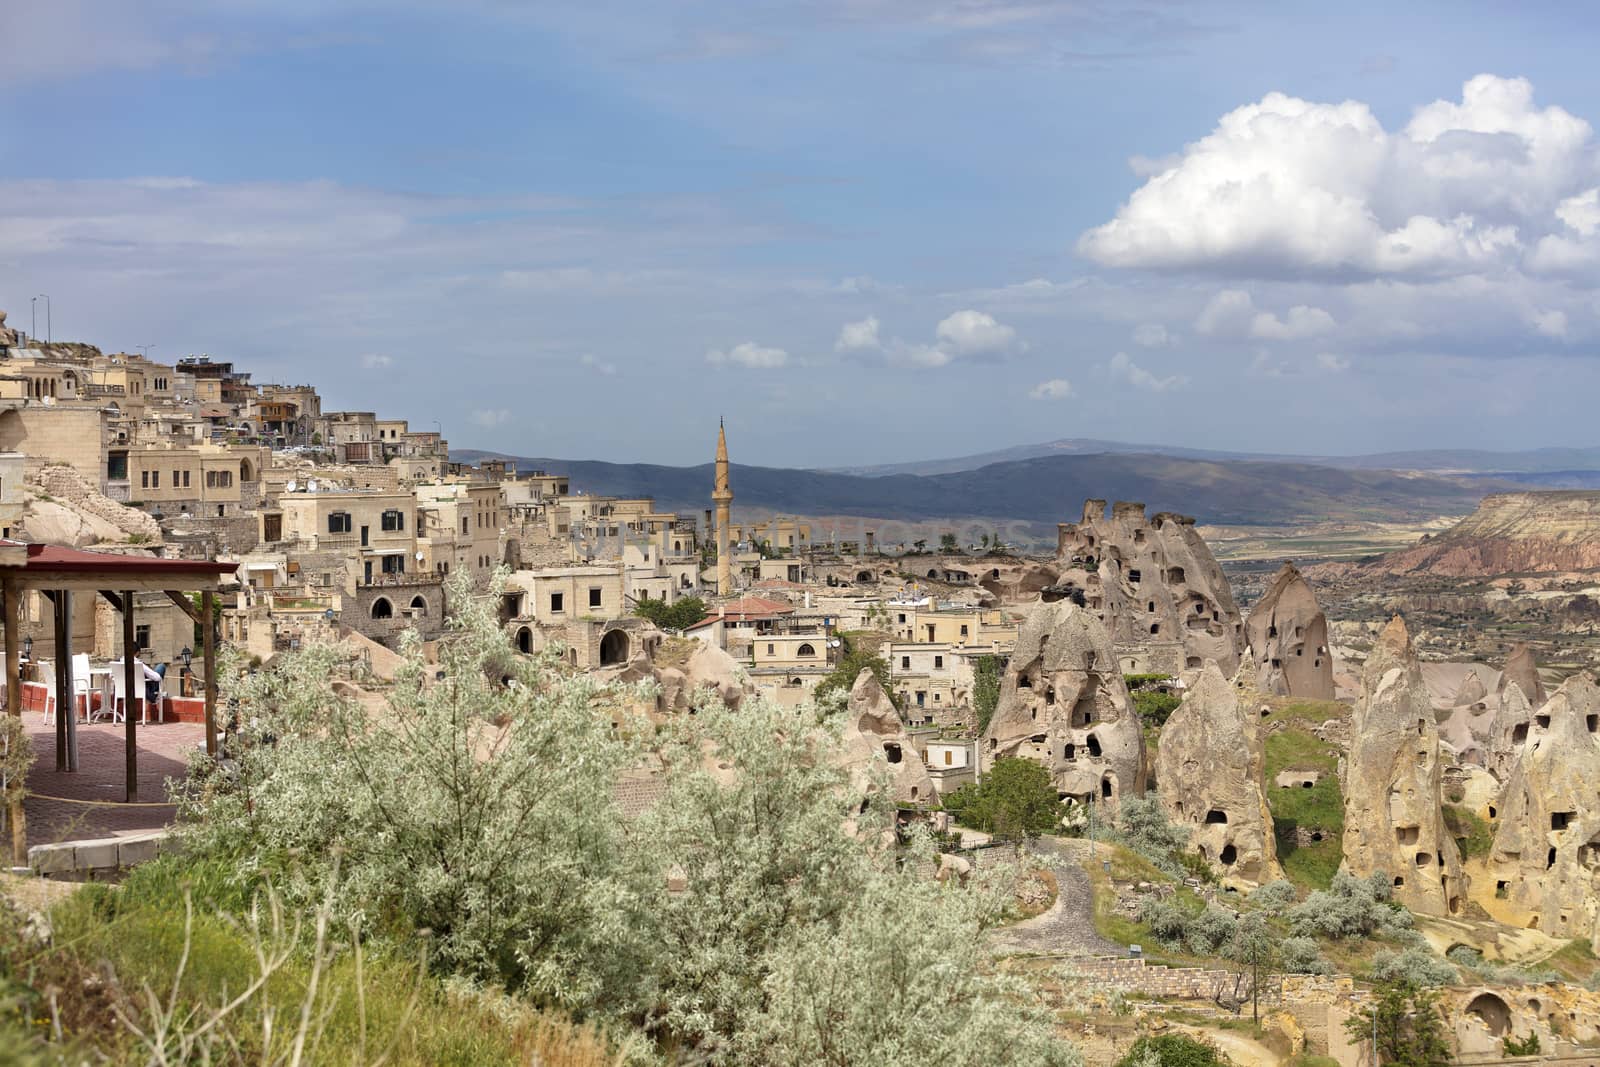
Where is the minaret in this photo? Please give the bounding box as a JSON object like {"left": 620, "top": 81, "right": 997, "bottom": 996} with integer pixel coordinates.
{"left": 713, "top": 418, "right": 734, "bottom": 596}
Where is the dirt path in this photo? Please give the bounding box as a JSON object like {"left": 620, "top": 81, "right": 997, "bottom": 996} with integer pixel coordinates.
{"left": 1179, "top": 1025, "right": 1283, "bottom": 1067}
{"left": 990, "top": 836, "right": 1121, "bottom": 958}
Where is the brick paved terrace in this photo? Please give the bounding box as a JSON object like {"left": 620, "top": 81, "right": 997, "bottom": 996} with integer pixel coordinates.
{"left": 16, "top": 713, "right": 204, "bottom": 850}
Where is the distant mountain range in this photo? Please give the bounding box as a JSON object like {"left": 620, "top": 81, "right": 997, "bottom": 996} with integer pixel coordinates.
{"left": 459, "top": 448, "right": 1509, "bottom": 529}
{"left": 826, "top": 438, "right": 1600, "bottom": 478}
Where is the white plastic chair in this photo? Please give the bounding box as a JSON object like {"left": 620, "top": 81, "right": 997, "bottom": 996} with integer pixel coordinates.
{"left": 107, "top": 667, "right": 131, "bottom": 725}
{"left": 72, "top": 653, "right": 96, "bottom": 722}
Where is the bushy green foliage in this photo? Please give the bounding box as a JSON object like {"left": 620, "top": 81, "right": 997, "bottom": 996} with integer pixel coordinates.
{"left": 633, "top": 594, "right": 708, "bottom": 631}
{"left": 1132, "top": 690, "right": 1182, "bottom": 728}
{"left": 1344, "top": 980, "right": 1452, "bottom": 1067}
{"left": 973, "top": 655, "right": 1002, "bottom": 734}
{"left": 1184, "top": 904, "right": 1239, "bottom": 956}
{"left": 1115, "top": 1033, "right": 1228, "bottom": 1067}
{"left": 175, "top": 572, "right": 1078, "bottom": 1065}
{"left": 1101, "top": 794, "right": 1191, "bottom": 880}
{"left": 1503, "top": 1032, "right": 1541, "bottom": 1056}
{"left": 1138, "top": 897, "right": 1194, "bottom": 949}
{"left": 1442, "top": 805, "right": 1493, "bottom": 861}
{"left": 1369, "top": 948, "right": 1458, "bottom": 988}
{"left": 943, "top": 758, "right": 1065, "bottom": 841}
{"left": 1247, "top": 880, "right": 1300, "bottom": 912}
{"left": 813, "top": 633, "right": 897, "bottom": 710}
{"left": 1288, "top": 871, "right": 1417, "bottom": 942}
{"left": 1279, "top": 937, "right": 1333, "bottom": 975}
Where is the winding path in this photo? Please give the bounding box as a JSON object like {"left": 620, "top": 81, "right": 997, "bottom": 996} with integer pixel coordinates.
{"left": 990, "top": 836, "right": 1122, "bottom": 958}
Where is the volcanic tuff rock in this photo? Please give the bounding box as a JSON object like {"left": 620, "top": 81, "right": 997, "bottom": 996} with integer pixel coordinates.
{"left": 839, "top": 670, "right": 935, "bottom": 805}
{"left": 1351, "top": 491, "right": 1600, "bottom": 577}
{"left": 983, "top": 598, "right": 1146, "bottom": 804}
{"left": 1054, "top": 500, "right": 1243, "bottom": 677}
{"left": 1483, "top": 674, "right": 1600, "bottom": 942}
{"left": 1342, "top": 616, "right": 1468, "bottom": 917}
{"left": 1499, "top": 643, "right": 1547, "bottom": 706}
{"left": 1454, "top": 672, "right": 1489, "bottom": 708}
{"left": 1243, "top": 563, "right": 1335, "bottom": 700}
{"left": 1486, "top": 682, "right": 1536, "bottom": 783}
{"left": 1153, "top": 663, "right": 1282, "bottom": 883}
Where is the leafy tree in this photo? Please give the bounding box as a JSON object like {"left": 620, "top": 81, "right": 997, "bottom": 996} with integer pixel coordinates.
{"left": 1133, "top": 690, "right": 1182, "bottom": 728}
{"left": 972, "top": 655, "right": 1002, "bottom": 733}
{"left": 939, "top": 532, "right": 960, "bottom": 554}
{"left": 633, "top": 594, "right": 708, "bottom": 631}
{"left": 943, "top": 758, "right": 1065, "bottom": 842}
{"left": 1115, "top": 1033, "right": 1228, "bottom": 1067}
{"left": 1288, "top": 870, "right": 1419, "bottom": 942}
{"left": 813, "top": 634, "right": 896, "bottom": 710}
{"left": 1343, "top": 980, "right": 1453, "bottom": 1067}
{"left": 1227, "top": 910, "right": 1277, "bottom": 1022}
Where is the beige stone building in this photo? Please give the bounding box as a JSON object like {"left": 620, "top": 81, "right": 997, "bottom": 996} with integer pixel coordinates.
{"left": 415, "top": 482, "right": 505, "bottom": 581}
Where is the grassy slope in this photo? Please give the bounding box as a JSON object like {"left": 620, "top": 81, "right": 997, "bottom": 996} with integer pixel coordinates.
{"left": 1262, "top": 701, "right": 1348, "bottom": 890}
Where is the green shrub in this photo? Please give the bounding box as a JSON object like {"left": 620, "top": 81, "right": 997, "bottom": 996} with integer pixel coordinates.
{"left": 1504, "top": 1032, "right": 1541, "bottom": 1056}
{"left": 943, "top": 758, "right": 1065, "bottom": 840}
{"left": 633, "top": 594, "right": 708, "bottom": 631}
{"left": 1279, "top": 936, "right": 1333, "bottom": 975}
{"left": 1115, "top": 1033, "right": 1227, "bottom": 1067}
{"left": 1101, "top": 794, "right": 1192, "bottom": 880}
{"left": 1369, "top": 947, "right": 1458, "bottom": 987}
{"left": 1247, "top": 880, "right": 1299, "bottom": 912}
{"left": 1132, "top": 690, "right": 1182, "bottom": 728}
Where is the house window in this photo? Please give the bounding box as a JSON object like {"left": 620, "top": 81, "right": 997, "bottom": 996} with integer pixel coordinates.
{"left": 328, "top": 512, "right": 352, "bottom": 534}
{"left": 151, "top": 470, "right": 160, "bottom": 488}
{"left": 550, "top": 592, "right": 564, "bottom": 613}
{"left": 141, "top": 470, "right": 149, "bottom": 488}
{"left": 381, "top": 554, "right": 405, "bottom": 574}
{"left": 461, "top": 517, "right": 469, "bottom": 535}
{"left": 901, "top": 656, "right": 911, "bottom": 670}
{"left": 589, "top": 587, "right": 602, "bottom": 608}
{"left": 934, "top": 655, "right": 943, "bottom": 669}
{"left": 135, "top": 624, "right": 151, "bottom": 649}
{"left": 381, "top": 509, "right": 405, "bottom": 532}
{"left": 182, "top": 470, "right": 191, "bottom": 488}
{"left": 172, "top": 469, "right": 179, "bottom": 487}
{"left": 797, "top": 643, "right": 816, "bottom": 657}
{"left": 959, "top": 625, "right": 968, "bottom": 637}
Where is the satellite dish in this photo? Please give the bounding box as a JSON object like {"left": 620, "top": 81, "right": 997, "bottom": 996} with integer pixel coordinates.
{"left": 286, "top": 480, "right": 298, "bottom": 493}
{"left": 415, "top": 551, "right": 424, "bottom": 562}
{"left": 307, "top": 479, "right": 318, "bottom": 492}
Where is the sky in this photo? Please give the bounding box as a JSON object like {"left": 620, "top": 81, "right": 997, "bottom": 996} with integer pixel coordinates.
{"left": 3, "top": 1, "right": 1600, "bottom": 467}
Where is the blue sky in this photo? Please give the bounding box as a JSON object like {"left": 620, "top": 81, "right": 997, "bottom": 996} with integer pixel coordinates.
{"left": 4, "top": 1, "right": 1600, "bottom": 466}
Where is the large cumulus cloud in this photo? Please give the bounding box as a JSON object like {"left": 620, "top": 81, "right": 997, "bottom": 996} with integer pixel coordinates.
{"left": 1078, "top": 75, "right": 1600, "bottom": 281}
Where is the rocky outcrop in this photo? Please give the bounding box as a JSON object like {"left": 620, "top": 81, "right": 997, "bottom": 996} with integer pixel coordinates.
{"left": 23, "top": 465, "right": 160, "bottom": 545}
{"left": 1153, "top": 663, "right": 1281, "bottom": 883}
{"left": 1349, "top": 491, "right": 1600, "bottom": 578}
{"left": 1486, "top": 683, "right": 1535, "bottom": 784}
{"left": 983, "top": 598, "right": 1146, "bottom": 804}
{"left": 1243, "top": 563, "right": 1334, "bottom": 700}
{"left": 1498, "top": 644, "right": 1546, "bottom": 706}
{"left": 1454, "top": 672, "right": 1489, "bottom": 708}
{"left": 1341, "top": 616, "right": 1467, "bottom": 917}
{"left": 838, "top": 670, "right": 935, "bottom": 805}
{"left": 1482, "top": 674, "right": 1600, "bottom": 941}
{"left": 1054, "top": 500, "right": 1243, "bottom": 677}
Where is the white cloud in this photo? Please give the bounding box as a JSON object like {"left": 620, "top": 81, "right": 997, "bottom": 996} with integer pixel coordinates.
{"left": 1132, "top": 322, "right": 1175, "bottom": 347}
{"left": 835, "top": 315, "right": 881, "bottom": 351}
{"left": 1028, "top": 378, "right": 1073, "bottom": 400}
{"left": 579, "top": 353, "right": 617, "bottom": 376}
{"left": 471, "top": 408, "right": 511, "bottom": 428}
{"left": 1531, "top": 309, "right": 1568, "bottom": 339}
{"left": 836, "top": 309, "right": 1020, "bottom": 367}
{"left": 359, "top": 353, "right": 392, "bottom": 369}
{"left": 934, "top": 309, "right": 1017, "bottom": 356}
{"left": 1079, "top": 75, "right": 1598, "bottom": 280}
{"left": 1315, "top": 352, "right": 1351, "bottom": 372}
{"left": 1195, "top": 290, "right": 1335, "bottom": 341}
{"left": 706, "top": 341, "right": 789, "bottom": 368}
{"left": 1108, "top": 351, "right": 1187, "bottom": 392}
{"left": 1250, "top": 304, "right": 1336, "bottom": 341}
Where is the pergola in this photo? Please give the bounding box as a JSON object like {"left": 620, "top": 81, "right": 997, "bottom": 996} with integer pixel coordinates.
{"left": 1, "top": 541, "right": 238, "bottom": 864}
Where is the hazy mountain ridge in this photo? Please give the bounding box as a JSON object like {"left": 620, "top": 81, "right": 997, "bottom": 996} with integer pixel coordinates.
{"left": 460, "top": 449, "right": 1502, "bottom": 527}
{"left": 829, "top": 438, "right": 1600, "bottom": 478}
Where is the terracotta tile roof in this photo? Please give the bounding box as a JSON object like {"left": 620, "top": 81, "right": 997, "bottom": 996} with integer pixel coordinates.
{"left": 683, "top": 595, "right": 795, "bottom": 630}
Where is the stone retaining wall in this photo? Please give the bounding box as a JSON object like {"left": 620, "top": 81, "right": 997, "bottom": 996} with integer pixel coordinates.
{"left": 29, "top": 829, "right": 173, "bottom": 880}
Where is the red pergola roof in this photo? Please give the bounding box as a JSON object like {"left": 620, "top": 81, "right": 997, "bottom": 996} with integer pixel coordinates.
{"left": 4, "top": 541, "right": 237, "bottom": 579}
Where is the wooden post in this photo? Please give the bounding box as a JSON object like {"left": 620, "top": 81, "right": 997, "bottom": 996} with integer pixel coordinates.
{"left": 203, "top": 590, "right": 217, "bottom": 758}
{"left": 53, "top": 590, "right": 73, "bottom": 771}
{"left": 123, "top": 589, "right": 138, "bottom": 802}
{"left": 4, "top": 580, "right": 25, "bottom": 865}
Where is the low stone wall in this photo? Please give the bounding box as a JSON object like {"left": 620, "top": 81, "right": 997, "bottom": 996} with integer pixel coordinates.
{"left": 29, "top": 829, "right": 173, "bottom": 880}
{"left": 1061, "top": 956, "right": 1264, "bottom": 1001}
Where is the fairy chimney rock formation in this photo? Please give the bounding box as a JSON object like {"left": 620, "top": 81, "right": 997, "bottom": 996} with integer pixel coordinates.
{"left": 1153, "top": 662, "right": 1282, "bottom": 883}
{"left": 1499, "top": 643, "right": 1546, "bottom": 707}
{"left": 1484, "top": 674, "right": 1600, "bottom": 940}
{"left": 1454, "top": 672, "right": 1489, "bottom": 708}
{"left": 1244, "top": 563, "right": 1335, "bottom": 700}
{"left": 1342, "top": 615, "right": 1468, "bottom": 917}
{"left": 983, "top": 598, "right": 1146, "bottom": 805}
{"left": 1054, "top": 499, "right": 1243, "bottom": 677}
{"left": 1486, "top": 682, "right": 1535, "bottom": 784}
{"left": 839, "top": 669, "right": 935, "bottom": 806}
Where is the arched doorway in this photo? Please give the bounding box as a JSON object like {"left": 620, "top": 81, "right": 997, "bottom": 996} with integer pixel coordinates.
{"left": 410, "top": 595, "right": 427, "bottom": 616}
{"left": 517, "top": 627, "right": 533, "bottom": 654}
{"left": 599, "top": 629, "right": 628, "bottom": 666}
{"left": 240, "top": 458, "right": 255, "bottom": 482}
{"left": 371, "top": 597, "right": 393, "bottom": 620}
